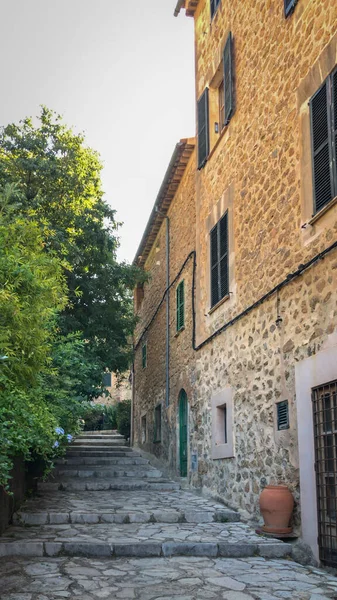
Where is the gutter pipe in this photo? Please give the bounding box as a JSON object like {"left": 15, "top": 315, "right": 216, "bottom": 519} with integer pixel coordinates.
{"left": 174, "top": 0, "right": 184, "bottom": 16}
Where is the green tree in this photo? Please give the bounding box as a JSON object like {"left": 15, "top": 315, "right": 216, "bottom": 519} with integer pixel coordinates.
{"left": 0, "top": 107, "right": 141, "bottom": 373}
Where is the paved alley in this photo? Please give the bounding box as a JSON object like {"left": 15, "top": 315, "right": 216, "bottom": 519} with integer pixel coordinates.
{"left": 1, "top": 432, "right": 337, "bottom": 599}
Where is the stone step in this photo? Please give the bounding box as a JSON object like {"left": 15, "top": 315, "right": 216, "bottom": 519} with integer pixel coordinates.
{"left": 80, "top": 430, "right": 118, "bottom": 435}
{"left": 13, "top": 505, "right": 240, "bottom": 526}
{"left": 0, "top": 522, "right": 292, "bottom": 559}
{"left": 37, "top": 479, "right": 181, "bottom": 492}
{"left": 66, "top": 450, "right": 135, "bottom": 457}
{"left": 55, "top": 457, "right": 149, "bottom": 466}
{"left": 73, "top": 440, "right": 127, "bottom": 446}
{"left": 50, "top": 468, "right": 163, "bottom": 478}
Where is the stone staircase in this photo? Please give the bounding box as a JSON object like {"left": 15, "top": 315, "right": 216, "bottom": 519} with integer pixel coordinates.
{"left": 0, "top": 431, "right": 293, "bottom": 559}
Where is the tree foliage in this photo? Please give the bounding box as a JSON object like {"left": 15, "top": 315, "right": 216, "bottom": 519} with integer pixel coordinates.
{"left": 0, "top": 108, "right": 141, "bottom": 489}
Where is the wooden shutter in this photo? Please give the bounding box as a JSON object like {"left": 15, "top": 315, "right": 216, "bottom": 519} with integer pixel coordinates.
{"left": 284, "top": 0, "right": 297, "bottom": 17}
{"left": 197, "top": 89, "right": 209, "bottom": 169}
{"left": 210, "top": 225, "right": 219, "bottom": 307}
{"left": 310, "top": 81, "right": 334, "bottom": 214}
{"left": 223, "top": 32, "right": 234, "bottom": 125}
{"left": 333, "top": 69, "right": 337, "bottom": 192}
{"left": 219, "top": 213, "right": 229, "bottom": 299}
{"left": 210, "top": 212, "right": 229, "bottom": 308}
{"left": 176, "top": 281, "right": 185, "bottom": 331}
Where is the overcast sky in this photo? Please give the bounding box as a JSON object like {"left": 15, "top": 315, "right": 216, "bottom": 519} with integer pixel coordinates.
{"left": 0, "top": 0, "right": 195, "bottom": 262}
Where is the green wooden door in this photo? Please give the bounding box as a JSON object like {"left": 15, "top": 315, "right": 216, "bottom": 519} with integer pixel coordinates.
{"left": 179, "top": 390, "right": 188, "bottom": 477}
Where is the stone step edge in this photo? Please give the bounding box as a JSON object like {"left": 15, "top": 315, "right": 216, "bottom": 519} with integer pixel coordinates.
{"left": 37, "top": 482, "right": 181, "bottom": 491}
{"left": 13, "top": 509, "right": 240, "bottom": 525}
{"left": 0, "top": 540, "right": 293, "bottom": 560}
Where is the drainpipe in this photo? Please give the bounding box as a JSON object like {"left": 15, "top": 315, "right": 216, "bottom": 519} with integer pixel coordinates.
{"left": 174, "top": 0, "right": 184, "bottom": 16}
{"left": 130, "top": 363, "right": 135, "bottom": 446}
{"left": 156, "top": 208, "right": 170, "bottom": 408}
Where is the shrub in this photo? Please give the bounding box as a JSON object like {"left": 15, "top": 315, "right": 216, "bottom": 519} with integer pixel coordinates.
{"left": 116, "top": 399, "right": 131, "bottom": 439}
{"left": 103, "top": 405, "right": 117, "bottom": 430}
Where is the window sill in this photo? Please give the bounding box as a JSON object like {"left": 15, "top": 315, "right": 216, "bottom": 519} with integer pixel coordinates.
{"left": 175, "top": 326, "right": 185, "bottom": 338}
{"left": 208, "top": 294, "right": 230, "bottom": 315}
{"left": 208, "top": 125, "right": 229, "bottom": 164}
{"left": 308, "top": 195, "right": 337, "bottom": 226}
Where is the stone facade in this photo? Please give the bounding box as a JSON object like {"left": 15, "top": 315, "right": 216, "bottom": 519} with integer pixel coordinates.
{"left": 133, "top": 0, "right": 337, "bottom": 561}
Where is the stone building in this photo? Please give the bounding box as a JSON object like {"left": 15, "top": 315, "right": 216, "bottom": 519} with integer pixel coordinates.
{"left": 133, "top": 0, "right": 337, "bottom": 566}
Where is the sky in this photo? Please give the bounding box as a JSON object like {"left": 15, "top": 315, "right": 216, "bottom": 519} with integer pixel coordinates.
{"left": 0, "top": 0, "right": 195, "bottom": 262}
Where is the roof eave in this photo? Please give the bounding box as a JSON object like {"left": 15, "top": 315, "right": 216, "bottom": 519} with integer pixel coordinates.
{"left": 133, "top": 138, "right": 195, "bottom": 268}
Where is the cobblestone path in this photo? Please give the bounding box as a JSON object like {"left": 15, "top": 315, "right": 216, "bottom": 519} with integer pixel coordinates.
{"left": 1, "top": 431, "right": 337, "bottom": 599}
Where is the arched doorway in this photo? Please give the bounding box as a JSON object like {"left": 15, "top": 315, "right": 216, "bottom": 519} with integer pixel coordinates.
{"left": 179, "top": 389, "right": 188, "bottom": 477}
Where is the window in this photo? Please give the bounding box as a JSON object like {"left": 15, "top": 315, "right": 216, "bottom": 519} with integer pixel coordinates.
{"left": 310, "top": 68, "right": 337, "bottom": 214}
{"left": 197, "top": 89, "right": 210, "bottom": 169}
{"left": 103, "top": 372, "right": 112, "bottom": 387}
{"left": 211, "top": 388, "right": 234, "bottom": 459}
{"left": 154, "top": 404, "right": 162, "bottom": 443}
{"left": 277, "top": 400, "right": 289, "bottom": 431}
{"left": 210, "top": 212, "right": 229, "bottom": 308}
{"left": 210, "top": 0, "right": 221, "bottom": 19}
{"left": 141, "top": 414, "right": 147, "bottom": 444}
{"left": 176, "top": 280, "right": 185, "bottom": 331}
{"left": 284, "top": 0, "right": 298, "bottom": 17}
{"left": 142, "top": 342, "right": 147, "bottom": 369}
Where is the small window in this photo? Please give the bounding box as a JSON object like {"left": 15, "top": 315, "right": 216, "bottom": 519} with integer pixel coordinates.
{"left": 216, "top": 404, "right": 228, "bottom": 444}
{"left": 103, "top": 372, "right": 112, "bottom": 387}
{"left": 284, "top": 0, "right": 298, "bottom": 17}
{"left": 310, "top": 68, "right": 337, "bottom": 214}
{"left": 141, "top": 415, "right": 147, "bottom": 444}
{"left": 210, "top": 0, "right": 221, "bottom": 19}
{"left": 154, "top": 404, "right": 162, "bottom": 443}
{"left": 176, "top": 280, "right": 185, "bottom": 331}
{"left": 277, "top": 400, "right": 289, "bottom": 431}
{"left": 197, "top": 89, "right": 210, "bottom": 169}
{"left": 142, "top": 342, "right": 147, "bottom": 369}
{"left": 210, "top": 211, "right": 229, "bottom": 308}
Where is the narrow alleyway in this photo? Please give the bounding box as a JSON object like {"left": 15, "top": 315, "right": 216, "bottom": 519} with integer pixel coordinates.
{"left": 1, "top": 432, "right": 337, "bottom": 599}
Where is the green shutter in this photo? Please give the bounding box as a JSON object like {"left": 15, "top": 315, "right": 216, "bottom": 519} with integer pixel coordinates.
{"left": 210, "top": 212, "right": 229, "bottom": 308}
{"left": 310, "top": 72, "right": 336, "bottom": 214}
{"left": 197, "top": 89, "right": 210, "bottom": 169}
{"left": 223, "top": 32, "right": 234, "bottom": 125}
{"left": 176, "top": 281, "right": 185, "bottom": 331}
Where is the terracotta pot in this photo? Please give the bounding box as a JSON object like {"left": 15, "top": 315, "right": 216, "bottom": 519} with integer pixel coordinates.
{"left": 259, "top": 484, "right": 294, "bottom": 534}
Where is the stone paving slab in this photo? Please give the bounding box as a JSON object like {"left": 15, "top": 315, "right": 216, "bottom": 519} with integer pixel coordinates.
{"left": 1, "top": 556, "right": 337, "bottom": 599}
{"left": 13, "top": 490, "right": 240, "bottom": 525}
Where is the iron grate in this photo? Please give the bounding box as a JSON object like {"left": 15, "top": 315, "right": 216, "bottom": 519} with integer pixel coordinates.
{"left": 312, "top": 380, "right": 337, "bottom": 567}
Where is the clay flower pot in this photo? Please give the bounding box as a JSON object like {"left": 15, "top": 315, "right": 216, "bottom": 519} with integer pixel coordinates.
{"left": 259, "top": 484, "right": 294, "bottom": 534}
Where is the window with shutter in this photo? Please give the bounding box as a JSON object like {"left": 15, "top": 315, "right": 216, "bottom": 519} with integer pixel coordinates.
{"left": 223, "top": 32, "right": 234, "bottom": 126}
{"left": 103, "top": 372, "right": 112, "bottom": 387}
{"left": 210, "top": 0, "right": 221, "bottom": 19}
{"left": 210, "top": 212, "right": 229, "bottom": 308}
{"left": 277, "top": 400, "right": 289, "bottom": 431}
{"left": 176, "top": 280, "right": 185, "bottom": 332}
{"left": 197, "top": 89, "right": 210, "bottom": 169}
{"left": 142, "top": 342, "right": 147, "bottom": 369}
{"left": 310, "top": 68, "right": 337, "bottom": 215}
{"left": 284, "top": 0, "right": 298, "bottom": 17}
